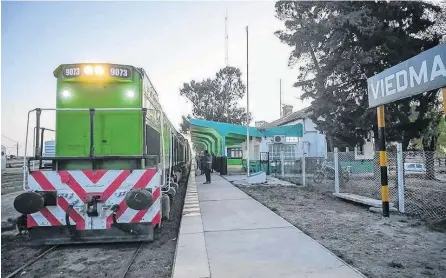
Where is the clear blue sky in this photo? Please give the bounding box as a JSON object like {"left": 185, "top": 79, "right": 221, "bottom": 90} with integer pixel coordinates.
{"left": 1, "top": 1, "right": 309, "bottom": 156}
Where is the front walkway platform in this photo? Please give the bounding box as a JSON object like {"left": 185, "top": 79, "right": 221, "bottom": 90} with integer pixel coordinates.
{"left": 172, "top": 172, "right": 365, "bottom": 278}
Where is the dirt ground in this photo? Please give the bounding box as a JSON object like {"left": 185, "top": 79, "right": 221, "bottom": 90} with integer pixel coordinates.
{"left": 1, "top": 167, "right": 24, "bottom": 195}
{"left": 1, "top": 171, "right": 189, "bottom": 278}
{"left": 237, "top": 184, "right": 446, "bottom": 278}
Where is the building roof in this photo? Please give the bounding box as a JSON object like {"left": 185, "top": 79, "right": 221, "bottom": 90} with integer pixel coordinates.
{"left": 262, "top": 107, "right": 312, "bottom": 128}
{"left": 188, "top": 118, "right": 304, "bottom": 156}
{"left": 189, "top": 118, "right": 303, "bottom": 138}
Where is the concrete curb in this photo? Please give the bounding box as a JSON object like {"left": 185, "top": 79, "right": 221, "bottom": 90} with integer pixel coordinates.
{"left": 171, "top": 170, "right": 211, "bottom": 278}
{"left": 170, "top": 170, "right": 191, "bottom": 278}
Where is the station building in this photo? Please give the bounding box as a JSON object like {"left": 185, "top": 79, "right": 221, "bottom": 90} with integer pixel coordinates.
{"left": 188, "top": 105, "right": 328, "bottom": 173}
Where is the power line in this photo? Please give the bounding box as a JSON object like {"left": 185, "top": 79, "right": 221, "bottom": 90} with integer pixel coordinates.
{"left": 1, "top": 135, "right": 23, "bottom": 156}
{"left": 1, "top": 135, "right": 18, "bottom": 143}
{"left": 4, "top": 145, "right": 20, "bottom": 149}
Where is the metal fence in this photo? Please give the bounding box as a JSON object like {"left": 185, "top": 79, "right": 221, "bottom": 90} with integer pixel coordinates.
{"left": 402, "top": 151, "right": 446, "bottom": 221}
{"left": 270, "top": 145, "right": 446, "bottom": 222}
{"left": 333, "top": 146, "right": 446, "bottom": 221}
{"left": 270, "top": 156, "right": 304, "bottom": 186}
{"left": 304, "top": 153, "right": 335, "bottom": 192}
{"left": 336, "top": 150, "right": 399, "bottom": 206}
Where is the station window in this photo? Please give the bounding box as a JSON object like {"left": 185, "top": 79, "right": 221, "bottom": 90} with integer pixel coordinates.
{"left": 229, "top": 148, "right": 242, "bottom": 158}
{"left": 268, "top": 144, "right": 296, "bottom": 161}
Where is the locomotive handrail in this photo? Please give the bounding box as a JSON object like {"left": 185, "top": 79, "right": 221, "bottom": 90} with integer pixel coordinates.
{"left": 23, "top": 107, "right": 191, "bottom": 190}
{"left": 23, "top": 107, "right": 157, "bottom": 189}
{"left": 32, "top": 127, "right": 55, "bottom": 169}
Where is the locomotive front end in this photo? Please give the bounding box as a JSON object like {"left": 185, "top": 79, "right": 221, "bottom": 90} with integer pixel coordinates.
{"left": 14, "top": 63, "right": 164, "bottom": 245}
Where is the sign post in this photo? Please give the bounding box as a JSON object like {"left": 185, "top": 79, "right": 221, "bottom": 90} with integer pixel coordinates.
{"left": 377, "top": 105, "right": 389, "bottom": 217}
{"left": 443, "top": 88, "right": 446, "bottom": 114}
{"left": 367, "top": 44, "right": 446, "bottom": 217}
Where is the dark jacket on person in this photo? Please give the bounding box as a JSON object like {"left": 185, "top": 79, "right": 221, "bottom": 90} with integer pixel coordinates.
{"left": 200, "top": 155, "right": 205, "bottom": 169}
{"left": 203, "top": 153, "right": 212, "bottom": 170}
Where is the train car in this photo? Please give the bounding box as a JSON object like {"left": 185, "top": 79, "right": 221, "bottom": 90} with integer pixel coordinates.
{"left": 13, "top": 63, "right": 191, "bottom": 245}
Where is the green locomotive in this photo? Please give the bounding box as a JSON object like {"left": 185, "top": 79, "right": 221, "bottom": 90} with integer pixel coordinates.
{"left": 14, "top": 63, "right": 190, "bottom": 245}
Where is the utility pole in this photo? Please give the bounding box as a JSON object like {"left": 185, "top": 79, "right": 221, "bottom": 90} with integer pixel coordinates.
{"left": 246, "top": 26, "right": 250, "bottom": 178}
{"left": 225, "top": 10, "right": 229, "bottom": 123}
{"left": 16, "top": 143, "right": 19, "bottom": 157}
{"left": 225, "top": 10, "right": 229, "bottom": 67}
{"left": 280, "top": 79, "right": 282, "bottom": 118}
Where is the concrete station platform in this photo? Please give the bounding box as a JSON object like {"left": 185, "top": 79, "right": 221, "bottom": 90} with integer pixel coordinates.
{"left": 172, "top": 171, "right": 365, "bottom": 278}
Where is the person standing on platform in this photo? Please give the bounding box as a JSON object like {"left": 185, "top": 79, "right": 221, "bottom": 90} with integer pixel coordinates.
{"left": 203, "top": 150, "right": 212, "bottom": 184}
{"left": 200, "top": 152, "right": 205, "bottom": 175}
{"left": 195, "top": 156, "right": 200, "bottom": 174}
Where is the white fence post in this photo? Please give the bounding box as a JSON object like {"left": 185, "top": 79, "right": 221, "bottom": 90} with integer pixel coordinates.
{"left": 301, "top": 152, "right": 306, "bottom": 186}
{"left": 334, "top": 147, "right": 340, "bottom": 194}
{"left": 397, "top": 143, "right": 405, "bottom": 213}
{"left": 280, "top": 151, "right": 284, "bottom": 177}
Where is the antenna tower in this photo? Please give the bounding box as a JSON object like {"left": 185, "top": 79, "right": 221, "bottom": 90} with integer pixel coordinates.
{"left": 225, "top": 10, "right": 229, "bottom": 66}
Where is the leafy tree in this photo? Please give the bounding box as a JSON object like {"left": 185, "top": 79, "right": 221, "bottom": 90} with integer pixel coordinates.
{"left": 179, "top": 66, "right": 252, "bottom": 134}
{"left": 179, "top": 115, "right": 191, "bottom": 135}
{"left": 274, "top": 0, "right": 444, "bottom": 153}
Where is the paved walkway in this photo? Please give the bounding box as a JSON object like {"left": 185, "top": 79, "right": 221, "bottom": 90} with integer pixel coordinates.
{"left": 172, "top": 171, "right": 365, "bottom": 278}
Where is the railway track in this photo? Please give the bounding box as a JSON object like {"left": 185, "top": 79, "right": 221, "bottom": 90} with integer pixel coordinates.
{"left": 4, "top": 242, "right": 145, "bottom": 278}
{"left": 120, "top": 242, "right": 144, "bottom": 278}
{"left": 3, "top": 167, "right": 191, "bottom": 278}
{"left": 5, "top": 245, "right": 58, "bottom": 278}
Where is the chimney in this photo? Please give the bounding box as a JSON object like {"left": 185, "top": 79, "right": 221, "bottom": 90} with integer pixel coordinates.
{"left": 282, "top": 105, "right": 293, "bottom": 117}
{"left": 255, "top": 121, "right": 266, "bottom": 128}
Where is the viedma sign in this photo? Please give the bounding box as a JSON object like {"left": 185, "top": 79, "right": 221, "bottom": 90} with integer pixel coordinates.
{"left": 367, "top": 44, "right": 446, "bottom": 108}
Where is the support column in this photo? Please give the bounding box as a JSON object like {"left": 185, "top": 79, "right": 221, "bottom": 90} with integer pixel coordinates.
{"left": 221, "top": 136, "right": 226, "bottom": 156}
{"left": 377, "top": 105, "right": 389, "bottom": 217}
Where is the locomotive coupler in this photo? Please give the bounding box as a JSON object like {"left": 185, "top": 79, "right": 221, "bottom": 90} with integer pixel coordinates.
{"left": 16, "top": 214, "right": 28, "bottom": 235}
{"left": 86, "top": 195, "right": 100, "bottom": 217}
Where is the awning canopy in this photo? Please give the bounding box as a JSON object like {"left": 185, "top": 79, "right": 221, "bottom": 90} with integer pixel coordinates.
{"left": 189, "top": 119, "right": 303, "bottom": 156}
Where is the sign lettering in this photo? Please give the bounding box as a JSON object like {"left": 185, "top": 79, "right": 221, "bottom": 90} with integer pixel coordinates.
{"left": 63, "top": 66, "right": 81, "bottom": 77}
{"left": 367, "top": 44, "right": 446, "bottom": 108}
{"left": 109, "top": 66, "right": 132, "bottom": 78}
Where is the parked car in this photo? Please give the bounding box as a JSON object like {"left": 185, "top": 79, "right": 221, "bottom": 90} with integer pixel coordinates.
{"left": 404, "top": 162, "right": 426, "bottom": 174}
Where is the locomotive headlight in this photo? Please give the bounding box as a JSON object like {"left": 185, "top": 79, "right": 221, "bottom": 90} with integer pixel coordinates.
{"left": 84, "top": 65, "right": 93, "bottom": 75}
{"left": 61, "top": 90, "right": 71, "bottom": 99}
{"left": 94, "top": 65, "right": 104, "bottom": 75}
{"left": 126, "top": 90, "right": 135, "bottom": 99}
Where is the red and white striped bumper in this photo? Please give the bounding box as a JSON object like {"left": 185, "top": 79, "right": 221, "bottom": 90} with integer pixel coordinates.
{"left": 25, "top": 169, "right": 161, "bottom": 230}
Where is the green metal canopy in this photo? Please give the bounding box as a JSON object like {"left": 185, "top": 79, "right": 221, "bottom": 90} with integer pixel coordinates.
{"left": 189, "top": 119, "right": 303, "bottom": 156}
